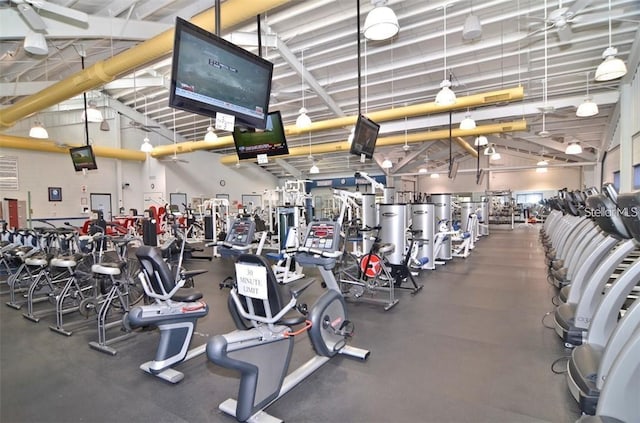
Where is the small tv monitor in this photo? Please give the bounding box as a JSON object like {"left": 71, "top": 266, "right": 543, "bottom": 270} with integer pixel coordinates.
{"left": 169, "top": 17, "right": 274, "bottom": 129}
{"left": 448, "top": 158, "right": 459, "bottom": 179}
{"left": 69, "top": 145, "right": 98, "bottom": 171}
{"left": 349, "top": 115, "right": 381, "bottom": 159}
{"left": 232, "top": 111, "right": 288, "bottom": 160}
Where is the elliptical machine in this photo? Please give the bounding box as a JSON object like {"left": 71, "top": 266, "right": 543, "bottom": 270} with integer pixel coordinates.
{"left": 207, "top": 253, "right": 369, "bottom": 422}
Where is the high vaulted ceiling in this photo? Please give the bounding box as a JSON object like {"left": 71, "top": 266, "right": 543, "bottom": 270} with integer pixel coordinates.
{"left": 1, "top": 0, "right": 639, "bottom": 179}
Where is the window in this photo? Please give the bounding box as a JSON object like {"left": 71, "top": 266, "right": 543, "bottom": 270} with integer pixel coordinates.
{"left": 516, "top": 192, "right": 543, "bottom": 205}
{"left": 634, "top": 164, "right": 640, "bottom": 190}
{"left": 613, "top": 171, "right": 620, "bottom": 192}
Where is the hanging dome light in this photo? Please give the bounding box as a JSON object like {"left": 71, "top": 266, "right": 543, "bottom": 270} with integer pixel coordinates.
{"left": 459, "top": 113, "right": 476, "bottom": 130}
{"left": 565, "top": 142, "right": 582, "bottom": 155}
{"left": 435, "top": 79, "right": 456, "bottom": 106}
{"left": 430, "top": 173, "right": 440, "bottom": 179}
{"left": 536, "top": 159, "right": 549, "bottom": 173}
{"left": 418, "top": 168, "right": 428, "bottom": 174}
{"left": 490, "top": 152, "right": 501, "bottom": 161}
{"left": 83, "top": 100, "right": 104, "bottom": 123}
{"left": 140, "top": 136, "right": 153, "bottom": 153}
{"left": 595, "top": 48, "right": 627, "bottom": 82}
{"left": 381, "top": 158, "right": 393, "bottom": 169}
{"left": 296, "top": 107, "right": 312, "bottom": 129}
{"left": 204, "top": 125, "right": 218, "bottom": 142}
{"left": 363, "top": 0, "right": 399, "bottom": 41}
{"left": 576, "top": 98, "right": 599, "bottom": 117}
{"left": 29, "top": 121, "right": 49, "bottom": 139}
{"left": 310, "top": 163, "right": 320, "bottom": 174}
{"left": 474, "top": 135, "right": 488, "bottom": 146}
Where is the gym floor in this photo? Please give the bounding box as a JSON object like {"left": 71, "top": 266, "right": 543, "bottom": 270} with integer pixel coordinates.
{"left": 0, "top": 226, "right": 580, "bottom": 423}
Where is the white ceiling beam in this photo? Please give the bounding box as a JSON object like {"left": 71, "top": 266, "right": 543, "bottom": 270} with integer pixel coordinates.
{"left": 274, "top": 158, "right": 303, "bottom": 178}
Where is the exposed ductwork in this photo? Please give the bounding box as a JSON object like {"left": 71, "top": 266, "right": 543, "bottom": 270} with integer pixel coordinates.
{"left": 219, "top": 120, "right": 527, "bottom": 164}
{"left": 151, "top": 86, "right": 525, "bottom": 158}
{"left": 0, "top": 134, "right": 146, "bottom": 161}
{"left": 0, "top": 0, "right": 292, "bottom": 129}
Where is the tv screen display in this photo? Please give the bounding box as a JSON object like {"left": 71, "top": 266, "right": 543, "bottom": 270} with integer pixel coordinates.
{"left": 232, "top": 111, "right": 288, "bottom": 160}
{"left": 69, "top": 145, "right": 98, "bottom": 171}
{"left": 349, "top": 115, "right": 381, "bottom": 159}
{"left": 169, "top": 17, "right": 274, "bottom": 129}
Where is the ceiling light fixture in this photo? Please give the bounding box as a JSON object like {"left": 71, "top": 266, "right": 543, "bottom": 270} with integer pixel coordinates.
{"left": 419, "top": 168, "right": 428, "bottom": 174}
{"left": 490, "top": 152, "right": 501, "bottom": 161}
{"left": 474, "top": 135, "right": 488, "bottom": 146}
{"left": 83, "top": 100, "right": 104, "bottom": 123}
{"left": 430, "top": 173, "right": 440, "bottom": 179}
{"left": 536, "top": 159, "right": 549, "bottom": 173}
{"left": 29, "top": 121, "right": 48, "bottom": 139}
{"left": 459, "top": 112, "right": 476, "bottom": 130}
{"left": 310, "top": 163, "right": 320, "bottom": 174}
{"left": 576, "top": 72, "right": 599, "bottom": 117}
{"left": 483, "top": 144, "right": 496, "bottom": 156}
{"left": 140, "top": 136, "right": 153, "bottom": 153}
{"left": 382, "top": 158, "right": 393, "bottom": 169}
{"left": 204, "top": 118, "right": 218, "bottom": 142}
{"left": 24, "top": 30, "right": 48, "bottom": 55}
{"left": 595, "top": 0, "right": 627, "bottom": 81}
{"left": 296, "top": 49, "right": 312, "bottom": 130}
{"left": 363, "top": 0, "right": 399, "bottom": 41}
{"left": 435, "top": 3, "right": 456, "bottom": 106}
{"left": 565, "top": 141, "right": 582, "bottom": 155}
{"left": 462, "top": 1, "right": 482, "bottom": 40}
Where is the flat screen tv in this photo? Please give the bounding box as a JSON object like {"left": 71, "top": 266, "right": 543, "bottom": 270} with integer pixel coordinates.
{"left": 232, "top": 111, "right": 288, "bottom": 160}
{"left": 69, "top": 145, "right": 98, "bottom": 171}
{"left": 349, "top": 115, "right": 381, "bottom": 159}
{"left": 169, "top": 17, "right": 274, "bottom": 129}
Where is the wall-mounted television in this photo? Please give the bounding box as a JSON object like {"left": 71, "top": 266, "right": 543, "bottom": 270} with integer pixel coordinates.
{"left": 169, "top": 17, "right": 274, "bottom": 129}
{"left": 349, "top": 115, "right": 381, "bottom": 159}
{"left": 232, "top": 111, "right": 288, "bottom": 160}
{"left": 69, "top": 145, "right": 98, "bottom": 171}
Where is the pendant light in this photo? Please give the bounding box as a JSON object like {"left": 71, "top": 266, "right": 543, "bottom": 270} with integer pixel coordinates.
{"left": 140, "top": 136, "right": 153, "bottom": 153}
{"left": 296, "top": 49, "right": 312, "bottom": 129}
{"left": 565, "top": 141, "right": 582, "bottom": 155}
{"left": 204, "top": 118, "right": 218, "bottom": 142}
{"left": 83, "top": 100, "right": 104, "bottom": 123}
{"left": 435, "top": 3, "right": 456, "bottom": 106}
{"left": 382, "top": 158, "right": 393, "bottom": 169}
{"left": 474, "top": 135, "right": 488, "bottom": 146}
{"left": 363, "top": 0, "right": 399, "bottom": 41}
{"left": 576, "top": 71, "right": 599, "bottom": 117}
{"left": 29, "top": 121, "right": 49, "bottom": 139}
{"left": 595, "top": 0, "right": 627, "bottom": 81}
{"left": 430, "top": 173, "right": 440, "bottom": 179}
{"left": 309, "top": 163, "right": 320, "bottom": 174}
{"left": 536, "top": 159, "right": 549, "bottom": 173}
{"left": 459, "top": 110, "right": 476, "bottom": 130}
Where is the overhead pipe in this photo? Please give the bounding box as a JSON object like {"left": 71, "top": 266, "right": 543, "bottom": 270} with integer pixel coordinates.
{"left": 153, "top": 86, "right": 525, "bottom": 158}
{"left": 0, "top": 0, "right": 292, "bottom": 129}
{"left": 455, "top": 136, "right": 478, "bottom": 157}
{"left": 0, "top": 134, "right": 146, "bottom": 161}
{"left": 219, "top": 120, "right": 527, "bottom": 164}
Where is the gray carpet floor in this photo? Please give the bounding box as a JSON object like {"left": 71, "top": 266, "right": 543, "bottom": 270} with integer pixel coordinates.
{"left": 0, "top": 225, "right": 580, "bottom": 423}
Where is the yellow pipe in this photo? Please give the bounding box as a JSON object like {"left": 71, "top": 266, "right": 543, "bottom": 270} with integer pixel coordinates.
{"left": 220, "top": 120, "right": 527, "bottom": 164}
{"left": 153, "top": 86, "right": 525, "bottom": 158}
{"left": 0, "top": 0, "right": 292, "bottom": 129}
{"left": 0, "top": 135, "right": 146, "bottom": 161}
{"left": 455, "top": 137, "right": 478, "bottom": 157}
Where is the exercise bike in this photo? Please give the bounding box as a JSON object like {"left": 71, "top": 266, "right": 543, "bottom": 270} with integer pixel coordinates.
{"left": 207, "top": 253, "right": 369, "bottom": 422}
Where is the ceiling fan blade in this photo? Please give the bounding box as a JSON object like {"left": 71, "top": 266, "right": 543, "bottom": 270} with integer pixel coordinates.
{"left": 565, "top": 0, "right": 592, "bottom": 19}
{"left": 27, "top": 0, "right": 89, "bottom": 25}
{"left": 17, "top": 3, "right": 47, "bottom": 31}
{"left": 556, "top": 25, "right": 572, "bottom": 43}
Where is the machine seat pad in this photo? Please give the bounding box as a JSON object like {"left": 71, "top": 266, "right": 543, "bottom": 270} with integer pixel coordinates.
{"left": 25, "top": 254, "right": 52, "bottom": 267}
{"left": 569, "top": 344, "right": 603, "bottom": 396}
{"left": 171, "top": 287, "right": 203, "bottom": 302}
{"left": 555, "top": 303, "right": 576, "bottom": 331}
{"left": 265, "top": 252, "right": 284, "bottom": 261}
{"left": 91, "top": 261, "right": 126, "bottom": 276}
{"left": 279, "top": 314, "right": 307, "bottom": 327}
{"left": 51, "top": 253, "right": 84, "bottom": 268}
